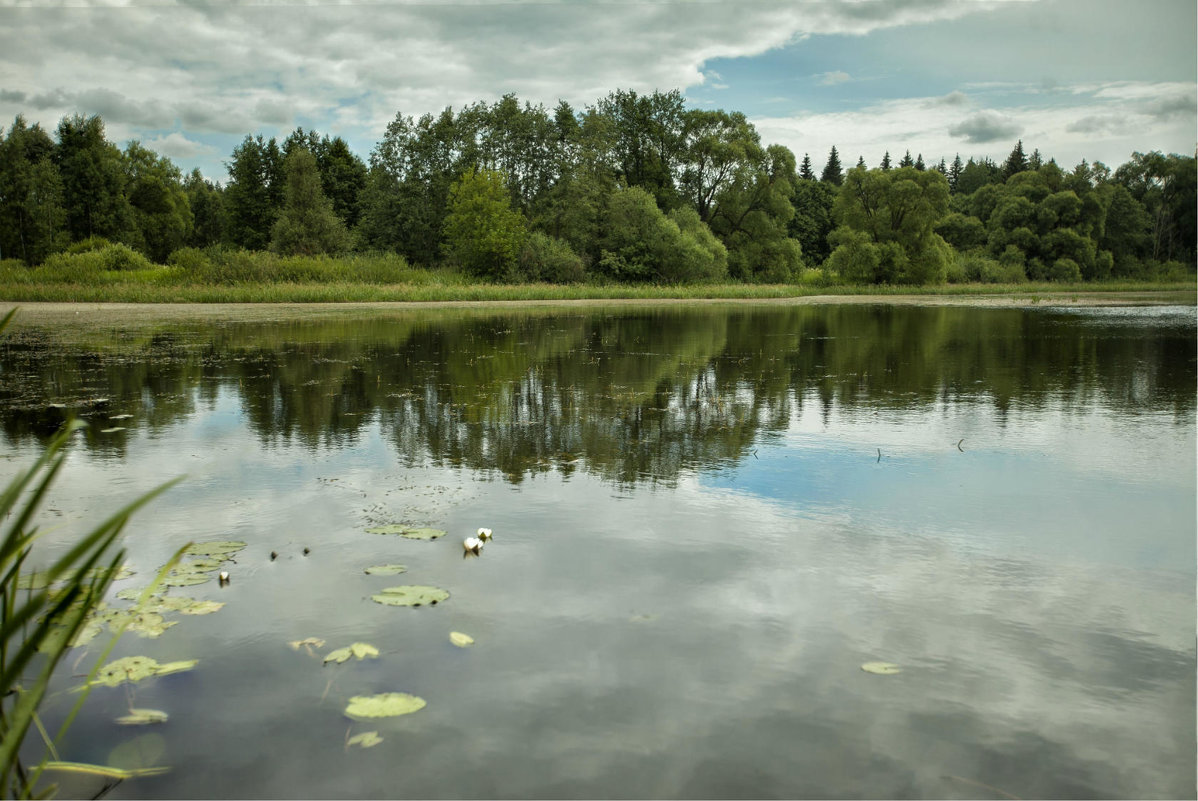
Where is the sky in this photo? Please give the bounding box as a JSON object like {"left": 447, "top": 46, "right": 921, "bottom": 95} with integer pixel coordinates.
{"left": 0, "top": 0, "right": 1194, "bottom": 183}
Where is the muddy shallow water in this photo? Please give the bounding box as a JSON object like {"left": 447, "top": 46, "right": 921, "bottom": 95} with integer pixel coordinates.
{"left": 1, "top": 301, "right": 1194, "bottom": 799}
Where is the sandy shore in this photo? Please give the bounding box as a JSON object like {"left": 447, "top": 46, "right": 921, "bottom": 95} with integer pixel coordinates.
{"left": 1, "top": 290, "right": 1193, "bottom": 326}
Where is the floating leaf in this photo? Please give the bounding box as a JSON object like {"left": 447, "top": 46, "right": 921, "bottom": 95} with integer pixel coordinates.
{"left": 324, "top": 647, "right": 352, "bottom": 664}
{"left": 93, "top": 656, "right": 160, "bottom": 687}
{"left": 100, "top": 427, "right": 125, "bottom": 434}
{"left": 347, "top": 731, "right": 383, "bottom": 749}
{"left": 116, "top": 709, "right": 169, "bottom": 726}
{"left": 344, "top": 692, "right": 426, "bottom": 720}
{"left": 161, "top": 574, "right": 211, "bottom": 588}
{"left": 370, "top": 585, "right": 449, "bottom": 607}
{"left": 861, "top": 661, "right": 902, "bottom": 675}
{"left": 46, "top": 761, "right": 170, "bottom": 780}
{"left": 449, "top": 631, "right": 474, "bottom": 648}
{"left": 325, "top": 642, "right": 380, "bottom": 664}
{"left": 172, "top": 557, "right": 224, "bottom": 574}
{"left": 289, "top": 637, "right": 325, "bottom": 651}
{"left": 183, "top": 541, "right": 247, "bottom": 557}
{"left": 178, "top": 600, "right": 225, "bottom": 615}
{"left": 364, "top": 524, "right": 410, "bottom": 535}
{"left": 363, "top": 564, "right": 407, "bottom": 575}
{"left": 154, "top": 659, "right": 198, "bottom": 677}
{"left": 109, "top": 414, "right": 134, "bottom": 420}
{"left": 401, "top": 528, "right": 446, "bottom": 540}
{"left": 115, "top": 588, "right": 144, "bottom": 602}
{"left": 364, "top": 525, "right": 445, "bottom": 540}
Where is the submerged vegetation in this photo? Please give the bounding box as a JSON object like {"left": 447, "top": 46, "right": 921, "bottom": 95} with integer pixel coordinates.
{"left": 0, "top": 91, "right": 1193, "bottom": 301}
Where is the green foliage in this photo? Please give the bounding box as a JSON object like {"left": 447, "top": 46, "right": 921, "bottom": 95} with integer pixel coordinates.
{"left": 789, "top": 178, "right": 836, "bottom": 266}
{"left": 270, "top": 149, "right": 350, "bottom": 257}
{"left": 829, "top": 166, "right": 951, "bottom": 284}
{"left": 518, "top": 231, "right": 586, "bottom": 283}
{"left": 597, "top": 186, "right": 725, "bottom": 284}
{"left": 123, "top": 141, "right": 193, "bottom": 262}
{"left": 820, "top": 146, "right": 843, "bottom": 186}
{"left": 443, "top": 168, "right": 527, "bottom": 280}
{"left": 0, "top": 323, "right": 179, "bottom": 797}
{"left": 183, "top": 169, "right": 227, "bottom": 249}
{"left": 224, "top": 134, "right": 283, "bottom": 251}
{"left": 54, "top": 115, "right": 136, "bottom": 245}
{"left": 708, "top": 144, "right": 802, "bottom": 282}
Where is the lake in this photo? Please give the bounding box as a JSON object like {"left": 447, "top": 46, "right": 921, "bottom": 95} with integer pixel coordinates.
{"left": 1, "top": 301, "right": 1194, "bottom": 800}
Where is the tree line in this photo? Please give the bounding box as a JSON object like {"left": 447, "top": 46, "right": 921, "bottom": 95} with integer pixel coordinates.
{"left": 1, "top": 90, "right": 1194, "bottom": 284}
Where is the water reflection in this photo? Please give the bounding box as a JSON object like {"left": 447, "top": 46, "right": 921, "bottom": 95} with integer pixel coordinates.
{"left": 0, "top": 303, "right": 1193, "bottom": 800}
{"left": 2, "top": 304, "right": 1193, "bottom": 484}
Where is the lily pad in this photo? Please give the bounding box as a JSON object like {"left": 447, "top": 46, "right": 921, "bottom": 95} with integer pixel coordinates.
{"left": 289, "top": 637, "right": 325, "bottom": 651}
{"left": 364, "top": 525, "right": 446, "bottom": 540}
{"left": 323, "top": 642, "right": 379, "bottom": 664}
{"left": 172, "top": 557, "right": 224, "bottom": 574}
{"left": 344, "top": 692, "right": 426, "bottom": 720}
{"left": 161, "top": 574, "right": 212, "bottom": 588}
{"left": 177, "top": 600, "right": 225, "bottom": 616}
{"left": 861, "top": 661, "right": 902, "bottom": 675}
{"left": 370, "top": 585, "right": 449, "bottom": 607}
{"left": 154, "top": 659, "right": 198, "bottom": 677}
{"left": 183, "top": 541, "right": 247, "bottom": 557}
{"left": 363, "top": 564, "right": 407, "bottom": 575}
{"left": 100, "top": 427, "right": 126, "bottom": 434}
{"left": 109, "top": 414, "right": 134, "bottom": 420}
{"left": 93, "top": 656, "right": 160, "bottom": 687}
{"left": 449, "top": 631, "right": 474, "bottom": 648}
{"left": 347, "top": 731, "right": 383, "bottom": 749}
{"left": 116, "top": 708, "right": 169, "bottom": 726}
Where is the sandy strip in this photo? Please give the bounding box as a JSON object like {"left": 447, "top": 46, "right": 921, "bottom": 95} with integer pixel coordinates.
{"left": 0, "top": 291, "right": 1193, "bottom": 325}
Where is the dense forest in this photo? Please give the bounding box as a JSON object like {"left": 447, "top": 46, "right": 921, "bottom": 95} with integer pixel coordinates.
{"left": 1, "top": 89, "right": 1194, "bottom": 285}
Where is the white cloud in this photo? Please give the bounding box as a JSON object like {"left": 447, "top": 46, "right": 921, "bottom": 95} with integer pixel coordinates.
{"left": 0, "top": 0, "right": 1002, "bottom": 161}
{"left": 753, "top": 80, "right": 1197, "bottom": 172}
{"left": 140, "top": 131, "right": 217, "bottom": 161}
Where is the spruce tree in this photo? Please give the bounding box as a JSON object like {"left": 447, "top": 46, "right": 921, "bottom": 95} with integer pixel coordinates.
{"left": 899, "top": 150, "right": 914, "bottom": 168}
{"left": 820, "top": 146, "right": 843, "bottom": 186}
{"left": 948, "top": 154, "right": 963, "bottom": 193}
{"left": 270, "top": 148, "right": 349, "bottom": 256}
{"left": 1003, "top": 139, "right": 1028, "bottom": 180}
{"left": 880, "top": 151, "right": 892, "bottom": 171}
{"left": 856, "top": 155, "right": 866, "bottom": 168}
{"left": 799, "top": 153, "right": 815, "bottom": 181}
{"left": 914, "top": 153, "right": 926, "bottom": 171}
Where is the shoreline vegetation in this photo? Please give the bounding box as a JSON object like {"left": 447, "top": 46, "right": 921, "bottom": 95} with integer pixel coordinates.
{"left": 2, "top": 91, "right": 1195, "bottom": 306}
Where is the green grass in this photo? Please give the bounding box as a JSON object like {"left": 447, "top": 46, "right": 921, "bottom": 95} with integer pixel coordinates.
{"left": 1, "top": 251, "right": 1193, "bottom": 304}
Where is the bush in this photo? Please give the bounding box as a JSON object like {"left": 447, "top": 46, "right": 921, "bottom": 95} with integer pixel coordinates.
{"left": 100, "top": 243, "right": 154, "bottom": 271}
{"left": 1048, "top": 257, "right": 1082, "bottom": 282}
{"left": 957, "top": 251, "right": 1026, "bottom": 283}
{"left": 167, "top": 247, "right": 215, "bottom": 275}
{"left": 65, "top": 236, "right": 113, "bottom": 255}
{"left": 519, "top": 232, "right": 586, "bottom": 283}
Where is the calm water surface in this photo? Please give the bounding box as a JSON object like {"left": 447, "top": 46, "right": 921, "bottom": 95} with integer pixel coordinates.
{"left": 1, "top": 303, "right": 1194, "bottom": 799}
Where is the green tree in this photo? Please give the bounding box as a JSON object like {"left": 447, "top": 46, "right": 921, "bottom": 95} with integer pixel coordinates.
{"left": 880, "top": 151, "right": 892, "bottom": 171}
{"left": 53, "top": 114, "right": 135, "bottom": 244}
{"left": 948, "top": 154, "right": 963, "bottom": 193}
{"left": 899, "top": 150, "right": 914, "bottom": 168}
{"left": 820, "top": 145, "right": 843, "bottom": 186}
{"left": 708, "top": 144, "right": 803, "bottom": 282}
{"left": 225, "top": 134, "right": 284, "bottom": 250}
{"left": 678, "top": 109, "right": 762, "bottom": 222}
{"left": 799, "top": 153, "right": 815, "bottom": 180}
{"left": 123, "top": 141, "right": 192, "bottom": 262}
{"left": 596, "top": 185, "right": 724, "bottom": 283}
{"left": 0, "top": 117, "right": 66, "bottom": 263}
{"left": 270, "top": 148, "right": 350, "bottom": 256}
{"left": 183, "top": 168, "right": 228, "bottom": 248}
{"left": 443, "top": 167, "right": 527, "bottom": 280}
{"left": 789, "top": 178, "right": 836, "bottom": 266}
{"left": 1003, "top": 140, "right": 1028, "bottom": 180}
{"left": 828, "top": 165, "right": 953, "bottom": 284}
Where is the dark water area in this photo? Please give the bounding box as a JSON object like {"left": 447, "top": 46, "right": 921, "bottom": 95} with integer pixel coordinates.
{"left": 1, "top": 302, "right": 1194, "bottom": 799}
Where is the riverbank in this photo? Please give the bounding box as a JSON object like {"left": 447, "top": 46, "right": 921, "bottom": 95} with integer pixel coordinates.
{"left": 0, "top": 280, "right": 1192, "bottom": 308}
{"left": 1, "top": 287, "right": 1193, "bottom": 328}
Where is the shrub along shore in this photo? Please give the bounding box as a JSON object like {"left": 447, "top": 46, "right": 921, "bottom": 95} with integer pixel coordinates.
{"left": 0, "top": 244, "right": 1191, "bottom": 305}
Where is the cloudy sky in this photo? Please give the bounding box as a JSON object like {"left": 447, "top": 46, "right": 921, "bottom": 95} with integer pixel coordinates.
{"left": 1, "top": 0, "right": 1194, "bottom": 182}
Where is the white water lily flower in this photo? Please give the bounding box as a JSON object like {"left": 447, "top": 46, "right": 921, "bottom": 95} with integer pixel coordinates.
{"left": 476, "top": 528, "right": 492, "bottom": 541}
{"left": 463, "top": 537, "right": 483, "bottom": 552}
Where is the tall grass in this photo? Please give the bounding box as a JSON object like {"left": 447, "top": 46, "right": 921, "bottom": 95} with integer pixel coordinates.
{"left": 0, "top": 309, "right": 180, "bottom": 798}
{"left": 0, "top": 245, "right": 1193, "bottom": 304}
